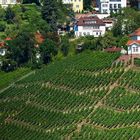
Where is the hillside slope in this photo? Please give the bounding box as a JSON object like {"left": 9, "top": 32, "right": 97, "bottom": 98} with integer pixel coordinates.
{"left": 1, "top": 51, "right": 140, "bottom": 140}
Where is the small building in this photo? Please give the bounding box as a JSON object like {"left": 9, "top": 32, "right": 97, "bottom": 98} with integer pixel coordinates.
{"left": 127, "top": 40, "right": 140, "bottom": 55}
{"left": 99, "top": 0, "right": 127, "bottom": 14}
{"left": 126, "top": 28, "right": 140, "bottom": 55}
{"left": 102, "top": 18, "right": 114, "bottom": 30}
{"left": 74, "top": 15, "right": 106, "bottom": 37}
{"left": 62, "top": 0, "right": 83, "bottom": 13}
{"left": 0, "top": 0, "right": 20, "bottom": 8}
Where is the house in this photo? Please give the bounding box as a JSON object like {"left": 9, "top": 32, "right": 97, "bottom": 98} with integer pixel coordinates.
{"left": 62, "top": 0, "right": 83, "bottom": 12}
{"left": 0, "top": 0, "right": 20, "bottom": 8}
{"left": 126, "top": 28, "right": 140, "bottom": 55}
{"left": 102, "top": 18, "right": 114, "bottom": 30}
{"left": 74, "top": 15, "right": 106, "bottom": 37}
{"left": 127, "top": 40, "right": 140, "bottom": 55}
{"left": 99, "top": 0, "right": 127, "bottom": 14}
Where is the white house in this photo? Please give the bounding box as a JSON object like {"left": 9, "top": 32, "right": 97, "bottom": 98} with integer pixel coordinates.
{"left": 127, "top": 28, "right": 140, "bottom": 55}
{"left": 99, "top": 0, "right": 127, "bottom": 14}
{"left": 0, "top": 0, "right": 19, "bottom": 7}
{"left": 74, "top": 15, "right": 106, "bottom": 37}
{"left": 127, "top": 40, "right": 140, "bottom": 55}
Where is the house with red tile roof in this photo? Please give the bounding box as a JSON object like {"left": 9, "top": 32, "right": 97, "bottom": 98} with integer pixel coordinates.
{"left": 129, "top": 28, "right": 140, "bottom": 40}
{"left": 74, "top": 15, "right": 106, "bottom": 37}
{"left": 127, "top": 28, "right": 140, "bottom": 55}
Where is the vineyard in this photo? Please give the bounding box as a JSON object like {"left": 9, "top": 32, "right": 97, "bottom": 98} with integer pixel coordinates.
{"left": 1, "top": 51, "right": 140, "bottom": 140}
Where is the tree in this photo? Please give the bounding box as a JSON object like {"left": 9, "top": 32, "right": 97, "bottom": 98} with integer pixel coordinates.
{"left": 60, "top": 36, "right": 70, "bottom": 56}
{"left": 99, "top": 32, "right": 117, "bottom": 49}
{"left": 41, "top": 0, "right": 58, "bottom": 31}
{"left": 5, "top": 6, "right": 15, "bottom": 24}
{"left": 40, "top": 39, "right": 58, "bottom": 64}
{"left": 22, "top": 0, "right": 40, "bottom": 5}
{"left": 83, "top": 0, "right": 92, "bottom": 10}
{"left": 6, "top": 31, "right": 35, "bottom": 66}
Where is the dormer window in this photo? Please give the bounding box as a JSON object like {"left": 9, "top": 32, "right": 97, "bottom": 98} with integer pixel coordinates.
{"left": 84, "top": 20, "right": 96, "bottom": 24}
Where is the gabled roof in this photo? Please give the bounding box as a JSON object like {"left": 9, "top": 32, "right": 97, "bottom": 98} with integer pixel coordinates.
{"left": 126, "top": 40, "right": 140, "bottom": 45}
{"left": 77, "top": 16, "right": 105, "bottom": 26}
{"left": 129, "top": 28, "right": 140, "bottom": 37}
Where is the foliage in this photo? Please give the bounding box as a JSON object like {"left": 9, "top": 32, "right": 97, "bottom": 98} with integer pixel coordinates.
{"left": 83, "top": 0, "right": 92, "bottom": 10}
{"left": 2, "top": 52, "right": 139, "bottom": 140}
{"left": 60, "top": 35, "right": 70, "bottom": 56}
{"left": 6, "top": 31, "right": 35, "bottom": 66}
{"left": 5, "top": 6, "right": 16, "bottom": 24}
{"left": 40, "top": 39, "right": 58, "bottom": 64}
{"left": 112, "top": 7, "right": 140, "bottom": 36}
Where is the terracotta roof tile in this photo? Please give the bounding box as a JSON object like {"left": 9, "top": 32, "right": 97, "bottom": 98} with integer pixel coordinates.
{"left": 126, "top": 40, "right": 140, "bottom": 45}
{"left": 5, "top": 37, "right": 12, "bottom": 41}
{"left": 105, "top": 46, "right": 122, "bottom": 52}
{"left": 35, "top": 32, "right": 45, "bottom": 44}
{"left": 129, "top": 28, "right": 140, "bottom": 37}
{"left": 77, "top": 16, "right": 105, "bottom": 26}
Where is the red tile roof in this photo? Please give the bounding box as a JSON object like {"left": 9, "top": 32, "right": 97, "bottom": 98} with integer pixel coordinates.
{"left": 126, "top": 40, "right": 140, "bottom": 45}
{"left": 35, "top": 32, "right": 45, "bottom": 44}
{"left": 77, "top": 16, "right": 105, "bottom": 26}
{"left": 5, "top": 37, "right": 12, "bottom": 41}
{"left": 129, "top": 28, "right": 140, "bottom": 37}
{"left": 105, "top": 46, "right": 122, "bottom": 52}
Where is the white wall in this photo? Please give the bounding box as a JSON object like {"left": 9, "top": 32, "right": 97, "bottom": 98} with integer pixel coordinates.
{"left": 99, "top": 0, "right": 127, "bottom": 14}
{"left": 94, "top": 13, "right": 110, "bottom": 19}
{"left": 128, "top": 44, "right": 140, "bottom": 55}
{"left": 0, "top": 0, "right": 18, "bottom": 6}
{"left": 0, "top": 48, "right": 6, "bottom": 56}
{"left": 75, "top": 25, "right": 106, "bottom": 37}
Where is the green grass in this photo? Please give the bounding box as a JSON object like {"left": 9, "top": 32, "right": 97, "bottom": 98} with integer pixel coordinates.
{"left": 0, "top": 68, "right": 30, "bottom": 90}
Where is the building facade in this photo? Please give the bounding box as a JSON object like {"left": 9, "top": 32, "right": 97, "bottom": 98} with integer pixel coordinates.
{"left": 99, "top": 0, "right": 127, "bottom": 14}
{"left": 62, "top": 0, "right": 83, "bottom": 12}
{"left": 127, "top": 28, "right": 140, "bottom": 55}
{"left": 0, "top": 0, "right": 19, "bottom": 7}
{"left": 74, "top": 15, "right": 106, "bottom": 37}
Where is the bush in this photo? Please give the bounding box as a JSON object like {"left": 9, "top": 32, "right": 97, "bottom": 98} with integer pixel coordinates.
{"left": 134, "top": 58, "right": 140, "bottom": 67}
{"left": 0, "top": 22, "right": 6, "bottom": 32}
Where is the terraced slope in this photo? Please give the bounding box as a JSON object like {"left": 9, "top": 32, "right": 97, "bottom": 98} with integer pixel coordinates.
{"left": 1, "top": 51, "right": 140, "bottom": 140}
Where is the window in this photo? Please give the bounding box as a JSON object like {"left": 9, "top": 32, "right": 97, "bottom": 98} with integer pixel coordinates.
{"left": 76, "top": 5, "right": 79, "bottom": 8}
{"left": 79, "top": 32, "right": 82, "bottom": 36}
{"left": 102, "top": 4, "right": 108, "bottom": 7}
{"left": 114, "top": 4, "right": 117, "bottom": 9}
{"left": 2, "top": 0, "right": 7, "bottom": 4}
{"left": 133, "top": 47, "right": 139, "bottom": 52}
{"left": 118, "top": 4, "right": 121, "bottom": 8}
{"left": 110, "top": 4, "right": 112, "bottom": 9}
{"left": 83, "top": 32, "right": 86, "bottom": 36}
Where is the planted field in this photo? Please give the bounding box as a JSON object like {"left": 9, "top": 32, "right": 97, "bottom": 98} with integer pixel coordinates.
{"left": 0, "top": 51, "right": 140, "bottom": 140}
